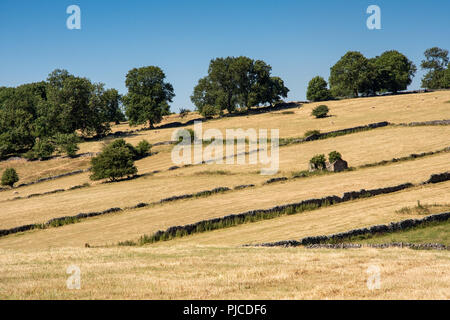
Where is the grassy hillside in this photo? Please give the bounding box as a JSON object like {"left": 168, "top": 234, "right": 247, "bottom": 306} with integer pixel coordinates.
{"left": 0, "top": 246, "right": 448, "bottom": 299}
{"left": 3, "top": 91, "right": 449, "bottom": 181}
{"left": 151, "top": 182, "right": 450, "bottom": 247}
{"left": 75, "top": 90, "right": 450, "bottom": 152}
{"left": 0, "top": 91, "right": 449, "bottom": 299}
{"left": 1, "top": 154, "right": 449, "bottom": 248}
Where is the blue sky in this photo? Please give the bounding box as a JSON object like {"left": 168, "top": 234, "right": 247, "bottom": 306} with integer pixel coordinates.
{"left": 1, "top": 0, "right": 449, "bottom": 112}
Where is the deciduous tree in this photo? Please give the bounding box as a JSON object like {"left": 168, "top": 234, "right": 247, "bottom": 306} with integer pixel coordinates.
{"left": 123, "top": 66, "right": 175, "bottom": 128}
{"left": 306, "top": 76, "right": 332, "bottom": 102}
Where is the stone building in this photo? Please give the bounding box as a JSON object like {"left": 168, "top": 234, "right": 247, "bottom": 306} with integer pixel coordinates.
{"left": 326, "top": 158, "right": 348, "bottom": 172}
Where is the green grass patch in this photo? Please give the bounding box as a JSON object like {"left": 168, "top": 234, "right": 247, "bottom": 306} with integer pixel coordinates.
{"left": 352, "top": 220, "right": 450, "bottom": 246}
{"left": 33, "top": 216, "right": 82, "bottom": 230}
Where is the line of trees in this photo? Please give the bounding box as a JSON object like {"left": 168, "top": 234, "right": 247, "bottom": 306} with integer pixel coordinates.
{"left": 1, "top": 48, "right": 449, "bottom": 160}
{"left": 307, "top": 47, "right": 450, "bottom": 102}
{"left": 0, "top": 69, "right": 125, "bottom": 160}
{"left": 308, "top": 50, "right": 417, "bottom": 101}
{"left": 0, "top": 56, "right": 288, "bottom": 160}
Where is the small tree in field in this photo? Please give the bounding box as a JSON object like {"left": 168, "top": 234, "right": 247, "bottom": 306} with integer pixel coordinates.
{"left": 135, "top": 140, "right": 152, "bottom": 159}
{"left": 311, "top": 105, "right": 329, "bottom": 118}
{"left": 310, "top": 154, "right": 326, "bottom": 170}
{"left": 90, "top": 139, "right": 137, "bottom": 182}
{"left": 1, "top": 168, "right": 19, "bottom": 187}
{"left": 328, "top": 151, "right": 342, "bottom": 163}
{"left": 123, "top": 66, "right": 175, "bottom": 128}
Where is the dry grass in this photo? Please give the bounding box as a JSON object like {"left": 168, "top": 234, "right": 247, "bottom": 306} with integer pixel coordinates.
{"left": 0, "top": 246, "right": 448, "bottom": 299}
{"left": 0, "top": 157, "right": 91, "bottom": 185}
{"left": 1, "top": 90, "right": 448, "bottom": 192}
{"left": 76, "top": 91, "right": 450, "bottom": 153}
{"left": 167, "top": 125, "right": 450, "bottom": 176}
{"left": 395, "top": 202, "right": 450, "bottom": 215}
{"left": 0, "top": 125, "right": 447, "bottom": 208}
{"left": 0, "top": 154, "right": 448, "bottom": 249}
{"left": 153, "top": 181, "right": 450, "bottom": 247}
{"left": 0, "top": 172, "right": 267, "bottom": 230}
{"left": 0, "top": 91, "right": 450, "bottom": 299}
{"left": 2, "top": 91, "right": 449, "bottom": 184}
{"left": 1, "top": 126, "right": 448, "bottom": 229}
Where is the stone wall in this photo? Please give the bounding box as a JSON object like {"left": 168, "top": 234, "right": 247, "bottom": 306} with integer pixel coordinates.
{"left": 0, "top": 185, "right": 233, "bottom": 238}
{"left": 305, "top": 243, "right": 448, "bottom": 250}
{"left": 9, "top": 183, "right": 90, "bottom": 201}
{"left": 397, "top": 119, "right": 450, "bottom": 126}
{"left": 256, "top": 211, "right": 450, "bottom": 247}
{"left": 289, "top": 121, "right": 390, "bottom": 145}
{"left": 2, "top": 171, "right": 448, "bottom": 241}
{"left": 136, "top": 181, "right": 421, "bottom": 244}
{"left": 423, "top": 172, "right": 450, "bottom": 184}
{"left": 0, "top": 169, "right": 90, "bottom": 193}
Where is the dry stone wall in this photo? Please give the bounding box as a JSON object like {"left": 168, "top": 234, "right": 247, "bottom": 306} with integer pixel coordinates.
{"left": 256, "top": 211, "right": 450, "bottom": 247}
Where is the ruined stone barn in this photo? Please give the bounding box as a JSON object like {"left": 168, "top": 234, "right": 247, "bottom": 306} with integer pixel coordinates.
{"left": 326, "top": 159, "right": 349, "bottom": 172}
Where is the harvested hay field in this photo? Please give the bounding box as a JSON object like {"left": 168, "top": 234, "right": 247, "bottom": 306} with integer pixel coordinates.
{"left": 1, "top": 91, "right": 449, "bottom": 300}
{"left": 0, "top": 246, "right": 448, "bottom": 299}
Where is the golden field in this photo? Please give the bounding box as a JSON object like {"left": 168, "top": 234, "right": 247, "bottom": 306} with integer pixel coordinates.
{"left": 0, "top": 91, "right": 449, "bottom": 299}
{"left": 0, "top": 246, "right": 448, "bottom": 299}
{"left": 77, "top": 90, "right": 450, "bottom": 150}
{"left": 0, "top": 153, "right": 449, "bottom": 248}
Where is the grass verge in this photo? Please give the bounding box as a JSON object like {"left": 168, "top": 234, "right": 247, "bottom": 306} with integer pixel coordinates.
{"left": 348, "top": 219, "right": 450, "bottom": 246}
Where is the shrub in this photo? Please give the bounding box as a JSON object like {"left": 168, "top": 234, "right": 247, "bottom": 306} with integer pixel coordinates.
{"left": 1, "top": 168, "right": 19, "bottom": 187}
{"left": 179, "top": 108, "right": 190, "bottom": 118}
{"left": 53, "top": 133, "right": 80, "bottom": 158}
{"left": 310, "top": 154, "right": 326, "bottom": 169}
{"left": 106, "top": 139, "right": 144, "bottom": 161}
{"left": 304, "top": 129, "right": 321, "bottom": 138}
{"left": 135, "top": 140, "right": 152, "bottom": 159}
{"left": 90, "top": 139, "right": 138, "bottom": 182}
{"left": 200, "top": 104, "right": 220, "bottom": 119}
{"left": 311, "top": 105, "right": 329, "bottom": 118}
{"left": 328, "top": 151, "right": 342, "bottom": 163}
{"left": 307, "top": 76, "right": 332, "bottom": 102}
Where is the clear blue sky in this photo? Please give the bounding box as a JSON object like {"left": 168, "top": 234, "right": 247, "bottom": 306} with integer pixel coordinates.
{"left": 1, "top": 0, "right": 449, "bottom": 112}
